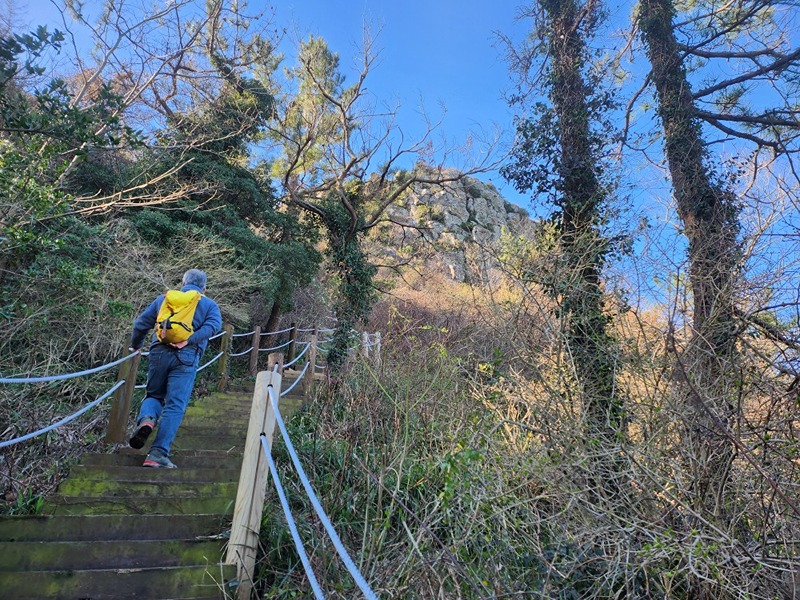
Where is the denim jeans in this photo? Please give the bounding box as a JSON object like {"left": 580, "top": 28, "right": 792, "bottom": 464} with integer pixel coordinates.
{"left": 137, "top": 344, "right": 200, "bottom": 457}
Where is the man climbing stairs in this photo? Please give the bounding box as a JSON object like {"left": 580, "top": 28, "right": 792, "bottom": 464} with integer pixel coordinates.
{"left": 0, "top": 375, "right": 305, "bottom": 599}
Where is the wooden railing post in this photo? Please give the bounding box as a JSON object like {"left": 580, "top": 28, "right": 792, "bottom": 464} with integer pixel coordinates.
{"left": 216, "top": 324, "right": 234, "bottom": 392}
{"left": 362, "top": 331, "right": 370, "bottom": 358}
{"left": 248, "top": 326, "right": 261, "bottom": 376}
{"left": 286, "top": 322, "right": 297, "bottom": 365}
{"left": 105, "top": 351, "right": 141, "bottom": 443}
{"left": 227, "top": 352, "right": 284, "bottom": 598}
{"left": 304, "top": 328, "right": 318, "bottom": 394}
{"left": 373, "top": 331, "right": 382, "bottom": 367}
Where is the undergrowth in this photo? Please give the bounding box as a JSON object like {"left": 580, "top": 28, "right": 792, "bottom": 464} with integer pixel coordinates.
{"left": 252, "top": 294, "right": 799, "bottom": 599}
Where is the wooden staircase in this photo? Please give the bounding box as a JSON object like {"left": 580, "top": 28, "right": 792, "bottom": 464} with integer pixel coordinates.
{"left": 0, "top": 378, "right": 305, "bottom": 600}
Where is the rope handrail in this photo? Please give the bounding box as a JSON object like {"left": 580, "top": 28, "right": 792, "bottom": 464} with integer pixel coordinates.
{"left": 261, "top": 326, "right": 294, "bottom": 336}
{"left": 0, "top": 380, "right": 125, "bottom": 449}
{"left": 280, "top": 361, "right": 310, "bottom": 397}
{"left": 209, "top": 330, "right": 226, "bottom": 341}
{"left": 267, "top": 386, "right": 378, "bottom": 599}
{"left": 229, "top": 347, "right": 253, "bottom": 357}
{"left": 197, "top": 351, "right": 223, "bottom": 372}
{"left": 232, "top": 330, "right": 256, "bottom": 338}
{"left": 259, "top": 434, "right": 325, "bottom": 599}
{"left": 259, "top": 339, "right": 293, "bottom": 353}
{"left": 0, "top": 352, "right": 138, "bottom": 385}
{"left": 283, "top": 342, "right": 311, "bottom": 369}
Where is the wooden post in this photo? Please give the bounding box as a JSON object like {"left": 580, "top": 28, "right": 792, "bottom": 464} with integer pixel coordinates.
{"left": 362, "top": 331, "right": 370, "bottom": 358}
{"left": 304, "top": 328, "right": 318, "bottom": 394}
{"left": 216, "top": 324, "right": 234, "bottom": 392}
{"left": 227, "top": 352, "right": 284, "bottom": 598}
{"left": 105, "top": 351, "right": 141, "bottom": 443}
{"left": 248, "top": 326, "right": 261, "bottom": 376}
{"left": 373, "top": 331, "right": 382, "bottom": 367}
{"left": 286, "top": 322, "right": 297, "bottom": 365}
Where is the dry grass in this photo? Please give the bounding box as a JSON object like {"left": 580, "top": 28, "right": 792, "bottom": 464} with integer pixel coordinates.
{"left": 250, "top": 260, "right": 800, "bottom": 598}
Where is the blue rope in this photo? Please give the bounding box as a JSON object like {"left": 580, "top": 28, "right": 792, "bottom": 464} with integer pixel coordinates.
{"left": 267, "top": 387, "right": 378, "bottom": 599}
{"left": 197, "top": 351, "right": 223, "bottom": 372}
{"left": 280, "top": 361, "right": 310, "bottom": 397}
{"left": 284, "top": 343, "right": 311, "bottom": 368}
{"left": 260, "top": 434, "right": 325, "bottom": 599}
{"left": 261, "top": 326, "right": 294, "bottom": 336}
{"left": 229, "top": 347, "right": 253, "bottom": 357}
{"left": 260, "top": 339, "right": 293, "bottom": 353}
{"left": 0, "top": 352, "right": 138, "bottom": 384}
{"left": 0, "top": 380, "right": 125, "bottom": 448}
{"left": 232, "top": 330, "right": 256, "bottom": 338}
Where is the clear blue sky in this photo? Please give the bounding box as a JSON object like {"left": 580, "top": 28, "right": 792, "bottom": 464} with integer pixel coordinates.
{"left": 19, "top": 0, "right": 531, "bottom": 208}
{"left": 267, "top": 0, "right": 530, "bottom": 207}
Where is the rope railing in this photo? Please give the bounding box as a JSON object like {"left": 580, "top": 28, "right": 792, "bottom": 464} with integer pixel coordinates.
{"left": 280, "top": 361, "right": 310, "bottom": 397}
{"left": 259, "top": 434, "right": 325, "bottom": 599}
{"left": 0, "top": 321, "right": 326, "bottom": 448}
{"left": 283, "top": 342, "right": 311, "bottom": 369}
{"left": 0, "top": 352, "right": 138, "bottom": 384}
{"left": 262, "top": 326, "right": 294, "bottom": 336}
{"left": 196, "top": 351, "right": 223, "bottom": 372}
{"left": 298, "top": 327, "right": 333, "bottom": 333}
{"left": 0, "top": 380, "right": 125, "bottom": 449}
{"left": 259, "top": 339, "right": 293, "bottom": 353}
{"left": 267, "top": 385, "right": 378, "bottom": 599}
{"left": 232, "top": 330, "right": 256, "bottom": 338}
{"left": 229, "top": 347, "right": 253, "bottom": 357}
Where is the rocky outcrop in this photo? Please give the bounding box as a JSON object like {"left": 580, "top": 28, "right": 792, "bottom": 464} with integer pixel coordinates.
{"left": 369, "top": 170, "right": 533, "bottom": 283}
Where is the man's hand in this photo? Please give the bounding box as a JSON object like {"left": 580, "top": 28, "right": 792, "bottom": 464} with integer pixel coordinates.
{"left": 169, "top": 340, "right": 189, "bottom": 349}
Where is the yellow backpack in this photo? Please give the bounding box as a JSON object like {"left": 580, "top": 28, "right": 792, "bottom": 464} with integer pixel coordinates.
{"left": 156, "top": 290, "right": 202, "bottom": 344}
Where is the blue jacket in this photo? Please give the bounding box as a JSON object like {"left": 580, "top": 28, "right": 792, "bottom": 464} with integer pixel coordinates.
{"left": 130, "top": 284, "right": 223, "bottom": 356}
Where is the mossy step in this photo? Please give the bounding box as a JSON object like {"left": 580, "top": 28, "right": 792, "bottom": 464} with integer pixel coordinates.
{"left": 174, "top": 422, "right": 250, "bottom": 435}
{"left": 57, "top": 478, "right": 237, "bottom": 499}
{"left": 168, "top": 436, "right": 247, "bottom": 453}
{"left": 65, "top": 465, "right": 240, "bottom": 484}
{"left": 193, "top": 392, "right": 251, "bottom": 400}
{"left": 183, "top": 406, "right": 254, "bottom": 419}
{"left": 0, "top": 514, "right": 229, "bottom": 542}
{"left": 187, "top": 403, "right": 254, "bottom": 414}
{"left": 45, "top": 494, "right": 235, "bottom": 516}
{"left": 83, "top": 452, "right": 243, "bottom": 469}
{"left": 0, "top": 563, "right": 236, "bottom": 599}
{"left": 0, "top": 539, "right": 225, "bottom": 571}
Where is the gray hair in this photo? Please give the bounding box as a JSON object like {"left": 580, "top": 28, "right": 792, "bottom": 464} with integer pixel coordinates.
{"left": 182, "top": 269, "right": 207, "bottom": 289}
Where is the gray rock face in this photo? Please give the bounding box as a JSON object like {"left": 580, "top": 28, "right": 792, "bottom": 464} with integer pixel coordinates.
{"left": 372, "top": 171, "right": 533, "bottom": 283}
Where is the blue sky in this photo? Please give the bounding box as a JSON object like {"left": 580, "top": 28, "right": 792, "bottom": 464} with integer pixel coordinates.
{"left": 267, "top": 0, "right": 531, "bottom": 206}
{"left": 19, "top": 0, "right": 531, "bottom": 208}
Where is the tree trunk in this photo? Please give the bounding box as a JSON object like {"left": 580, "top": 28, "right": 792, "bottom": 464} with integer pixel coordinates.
{"left": 639, "top": 0, "right": 741, "bottom": 521}
{"left": 546, "top": 0, "right": 624, "bottom": 445}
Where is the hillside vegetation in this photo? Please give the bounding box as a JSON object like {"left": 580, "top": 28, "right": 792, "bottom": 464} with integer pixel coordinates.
{"left": 2, "top": 1, "right": 800, "bottom": 599}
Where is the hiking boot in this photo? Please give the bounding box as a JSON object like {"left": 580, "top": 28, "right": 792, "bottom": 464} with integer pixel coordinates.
{"left": 129, "top": 418, "right": 155, "bottom": 450}
{"left": 143, "top": 449, "right": 177, "bottom": 469}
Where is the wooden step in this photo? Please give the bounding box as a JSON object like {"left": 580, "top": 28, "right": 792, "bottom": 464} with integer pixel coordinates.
{"left": 0, "top": 514, "right": 229, "bottom": 542}
{"left": 0, "top": 539, "right": 225, "bottom": 571}
{"left": 45, "top": 494, "right": 236, "bottom": 516}
{"left": 65, "top": 464, "right": 240, "bottom": 484}
{"left": 57, "top": 478, "right": 237, "bottom": 499}
{"left": 85, "top": 451, "right": 243, "bottom": 469}
{"left": 0, "top": 564, "right": 237, "bottom": 599}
